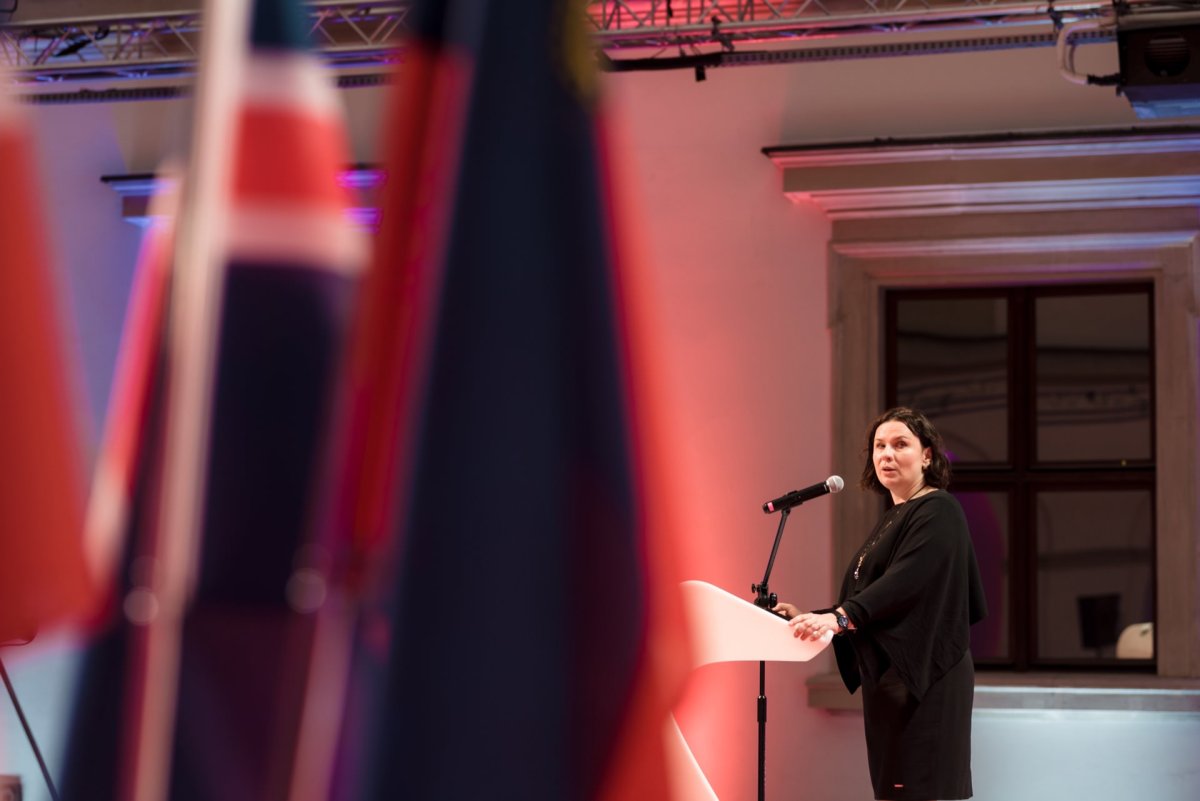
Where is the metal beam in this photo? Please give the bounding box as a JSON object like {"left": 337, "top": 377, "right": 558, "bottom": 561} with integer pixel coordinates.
{"left": 0, "top": 0, "right": 1165, "bottom": 86}
{"left": 588, "top": 1, "right": 1109, "bottom": 48}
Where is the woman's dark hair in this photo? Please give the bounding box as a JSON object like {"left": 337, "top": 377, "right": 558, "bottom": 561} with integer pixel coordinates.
{"left": 858, "top": 406, "right": 951, "bottom": 494}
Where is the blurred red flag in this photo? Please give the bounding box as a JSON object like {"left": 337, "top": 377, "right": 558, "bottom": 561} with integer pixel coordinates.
{"left": 0, "top": 90, "right": 95, "bottom": 644}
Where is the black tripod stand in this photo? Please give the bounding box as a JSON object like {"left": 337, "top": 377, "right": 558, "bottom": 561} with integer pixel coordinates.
{"left": 750, "top": 506, "right": 791, "bottom": 801}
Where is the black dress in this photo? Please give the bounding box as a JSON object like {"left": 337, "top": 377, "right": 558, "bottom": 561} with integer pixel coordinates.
{"left": 830, "top": 491, "right": 987, "bottom": 801}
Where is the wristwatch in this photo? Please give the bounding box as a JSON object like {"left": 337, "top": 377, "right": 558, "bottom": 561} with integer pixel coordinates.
{"left": 834, "top": 611, "right": 851, "bottom": 635}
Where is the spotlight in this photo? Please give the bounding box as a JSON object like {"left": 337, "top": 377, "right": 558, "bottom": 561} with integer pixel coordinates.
{"left": 54, "top": 37, "right": 90, "bottom": 58}
{"left": 52, "top": 26, "right": 107, "bottom": 59}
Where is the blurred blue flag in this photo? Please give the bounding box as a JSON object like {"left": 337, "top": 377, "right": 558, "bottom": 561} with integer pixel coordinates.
{"left": 342, "top": 2, "right": 689, "bottom": 799}
{"left": 165, "top": 2, "right": 365, "bottom": 799}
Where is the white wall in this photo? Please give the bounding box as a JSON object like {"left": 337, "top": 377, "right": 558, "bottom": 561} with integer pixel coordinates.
{"left": 973, "top": 709, "right": 1200, "bottom": 801}
{"left": 606, "top": 62, "right": 837, "bottom": 801}
{"left": 30, "top": 98, "right": 192, "bottom": 441}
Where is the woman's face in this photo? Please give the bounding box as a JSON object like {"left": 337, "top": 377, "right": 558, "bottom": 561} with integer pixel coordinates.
{"left": 873, "top": 419, "right": 932, "bottom": 501}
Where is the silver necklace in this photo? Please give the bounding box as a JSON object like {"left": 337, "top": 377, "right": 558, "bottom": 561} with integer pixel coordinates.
{"left": 853, "top": 485, "right": 929, "bottom": 580}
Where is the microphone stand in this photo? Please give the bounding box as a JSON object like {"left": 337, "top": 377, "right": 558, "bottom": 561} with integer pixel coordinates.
{"left": 750, "top": 507, "right": 790, "bottom": 801}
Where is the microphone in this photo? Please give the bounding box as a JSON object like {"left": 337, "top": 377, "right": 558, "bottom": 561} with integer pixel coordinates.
{"left": 762, "top": 475, "right": 844, "bottom": 513}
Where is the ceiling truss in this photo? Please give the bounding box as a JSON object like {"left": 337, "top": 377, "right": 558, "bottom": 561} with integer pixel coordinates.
{"left": 0, "top": 2, "right": 409, "bottom": 85}
{"left": 0, "top": 1, "right": 1145, "bottom": 87}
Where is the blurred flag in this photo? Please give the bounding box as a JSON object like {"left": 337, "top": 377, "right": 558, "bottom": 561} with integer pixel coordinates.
{"left": 61, "top": 181, "right": 177, "bottom": 801}
{"left": 108, "top": 1, "right": 367, "bottom": 800}
{"left": 0, "top": 78, "right": 95, "bottom": 645}
{"left": 82, "top": 178, "right": 178, "bottom": 609}
{"left": 345, "top": 1, "right": 692, "bottom": 799}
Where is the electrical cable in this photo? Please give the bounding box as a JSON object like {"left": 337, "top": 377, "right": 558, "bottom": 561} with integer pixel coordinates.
{"left": 1057, "top": 16, "right": 1115, "bottom": 85}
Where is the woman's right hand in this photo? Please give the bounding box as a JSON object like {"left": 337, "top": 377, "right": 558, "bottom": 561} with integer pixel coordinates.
{"left": 771, "top": 601, "right": 800, "bottom": 620}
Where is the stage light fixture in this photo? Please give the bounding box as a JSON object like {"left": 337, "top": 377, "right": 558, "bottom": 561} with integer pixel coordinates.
{"left": 53, "top": 36, "right": 90, "bottom": 58}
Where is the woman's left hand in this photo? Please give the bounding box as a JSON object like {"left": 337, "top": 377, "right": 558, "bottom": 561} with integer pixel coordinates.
{"left": 789, "top": 611, "right": 838, "bottom": 641}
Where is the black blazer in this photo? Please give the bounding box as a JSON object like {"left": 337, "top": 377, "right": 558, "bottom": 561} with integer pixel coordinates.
{"left": 833, "top": 491, "right": 987, "bottom": 700}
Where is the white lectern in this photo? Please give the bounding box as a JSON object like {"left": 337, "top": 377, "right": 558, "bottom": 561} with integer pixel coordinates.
{"left": 667, "top": 581, "right": 833, "bottom": 801}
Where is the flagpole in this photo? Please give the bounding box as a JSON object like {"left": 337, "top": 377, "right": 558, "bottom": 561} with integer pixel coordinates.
{"left": 129, "top": 2, "right": 252, "bottom": 799}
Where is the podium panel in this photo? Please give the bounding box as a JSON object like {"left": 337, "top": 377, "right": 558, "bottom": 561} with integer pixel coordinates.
{"left": 667, "top": 581, "right": 833, "bottom": 801}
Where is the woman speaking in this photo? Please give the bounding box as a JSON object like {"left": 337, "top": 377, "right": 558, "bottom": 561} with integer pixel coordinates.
{"left": 774, "top": 407, "right": 988, "bottom": 801}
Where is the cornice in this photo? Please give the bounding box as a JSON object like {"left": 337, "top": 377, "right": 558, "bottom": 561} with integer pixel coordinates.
{"left": 767, "top": 129, "right": 1200, "bottom": 219}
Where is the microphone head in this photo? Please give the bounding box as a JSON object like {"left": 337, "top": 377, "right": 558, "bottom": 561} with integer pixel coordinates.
{"left": 826, "top": 475, "right": 845, "bottom": 493}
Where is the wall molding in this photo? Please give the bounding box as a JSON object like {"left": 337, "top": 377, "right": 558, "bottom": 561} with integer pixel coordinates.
{"left": 101, "top": 167, "right": 385, "bottom": 229}
{"left": 769, "top": 129, "right": 1200, "bottom": 219}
